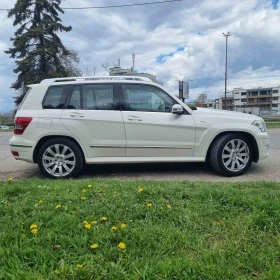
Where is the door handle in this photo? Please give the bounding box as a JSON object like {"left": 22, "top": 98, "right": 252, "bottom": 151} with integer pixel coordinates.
{"left": 127, "top": 115, "right": 142, "bottom": 121}
{"left": 69, "top": 112, "right": 85, "bottom": 118}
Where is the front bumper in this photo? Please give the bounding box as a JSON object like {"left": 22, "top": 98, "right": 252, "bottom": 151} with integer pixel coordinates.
{"left": 257, "top": 135, "right": 269, "bottom": 161}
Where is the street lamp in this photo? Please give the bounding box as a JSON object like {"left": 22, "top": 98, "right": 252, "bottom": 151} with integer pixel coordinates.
{"left": 223, "top": 32, "right": 231, "bottom": 110}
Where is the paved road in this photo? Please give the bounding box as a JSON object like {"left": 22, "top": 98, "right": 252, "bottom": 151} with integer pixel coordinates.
{"left": 1, "top": 129, "right": 279, "bottom": 181}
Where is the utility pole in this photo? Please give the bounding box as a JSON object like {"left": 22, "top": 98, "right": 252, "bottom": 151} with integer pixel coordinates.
{"left": 223, "top": 32, "right": 231, "bottom": 110}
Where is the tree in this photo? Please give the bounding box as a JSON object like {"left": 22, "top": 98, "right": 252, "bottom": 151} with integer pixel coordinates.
{"left": 5, "top": 0, "right": 81, "bottom": 106}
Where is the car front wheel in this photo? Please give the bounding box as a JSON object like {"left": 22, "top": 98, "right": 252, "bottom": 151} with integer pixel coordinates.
{"left": 37, "top": 138, "right": 84, "bottom": 178}
{"left": 209, "top": 133, "right": 253, "bottom": 176}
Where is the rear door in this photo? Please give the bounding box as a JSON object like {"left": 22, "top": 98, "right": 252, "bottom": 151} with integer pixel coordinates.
{"left": 120, "top": 84, "right": 196, "bottom": 158}
{"left": 61, "top": 83, "right": 126, "bottom": 158}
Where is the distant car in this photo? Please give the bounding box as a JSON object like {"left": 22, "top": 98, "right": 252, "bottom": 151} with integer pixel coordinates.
{"left": 0, "top": 125, "right": 9, "bottom": 130}
{"left": 10, "top": 76, "right": 269, "bottom": 178}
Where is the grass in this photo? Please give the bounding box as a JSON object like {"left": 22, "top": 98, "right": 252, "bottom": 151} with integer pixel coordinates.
{"left": 264, "top": 119, "right": 280, "bottom": 128}
{"left": 0, "top": 179, "right": 280, "bottom": 279}
{"left": 266, "top": 121, "right": 280, "bottom": 128}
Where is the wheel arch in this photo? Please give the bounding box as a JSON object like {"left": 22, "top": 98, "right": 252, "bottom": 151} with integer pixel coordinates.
{"left": 33, "top": 135, "right": 86, "bottom": 163}
{"left": 206, "top": 131, "right": 259, "bottom": 163}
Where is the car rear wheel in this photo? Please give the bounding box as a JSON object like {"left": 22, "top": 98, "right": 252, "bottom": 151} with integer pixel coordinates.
{"left": 209, "top": 133, "right": 253, "bottom": 176}
{"left": 38, "top": 138, "right": 84, "bottom": 178}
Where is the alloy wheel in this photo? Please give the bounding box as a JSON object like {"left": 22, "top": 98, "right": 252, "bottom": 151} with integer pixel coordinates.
{"left": 222, "top": 139, "right": 250, "bottom": 172}
{"left": 42, "top": 144, "right": 76, "bottom": 177}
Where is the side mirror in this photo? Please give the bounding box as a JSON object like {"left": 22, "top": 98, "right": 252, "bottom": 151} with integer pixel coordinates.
{"left": 172, "top": 104, "right": 184, "bottom": 114}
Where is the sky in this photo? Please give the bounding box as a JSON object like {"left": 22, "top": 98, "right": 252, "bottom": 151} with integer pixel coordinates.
{"left": 0, "top": 0, "right": 280, "bottom": 113}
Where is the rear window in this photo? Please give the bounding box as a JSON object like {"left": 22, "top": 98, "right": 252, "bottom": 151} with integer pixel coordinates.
{"left": 43, "top": 86, "right": 67, "bottom": 109}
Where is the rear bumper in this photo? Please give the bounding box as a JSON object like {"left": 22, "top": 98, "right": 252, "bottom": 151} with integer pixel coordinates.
{"left": 9, "top": 136, "right": 35, "bottom": 163}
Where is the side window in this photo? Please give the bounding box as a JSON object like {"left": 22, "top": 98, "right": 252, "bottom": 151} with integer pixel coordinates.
{"left": 82, "top": 85, "right": 114, "bottom": 110}
{"left": 43, "top": 86, "right": 66, "bottom": 109}
{"left": 67, "top": 86, "right": 81, "bottom": 109}
{"left": 123, "top": 85, "right": 174, "bottom": 112}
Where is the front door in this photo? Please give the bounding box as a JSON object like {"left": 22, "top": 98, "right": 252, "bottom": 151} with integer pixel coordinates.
{"left": 120, "top": 84, "right": 195, "bottom": 158}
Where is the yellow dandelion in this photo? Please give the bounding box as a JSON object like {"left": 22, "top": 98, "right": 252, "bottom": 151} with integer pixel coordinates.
{"left": 38, "top": 200, "right": 44, "bottom": 204}
{"left": 118, "top": 242, "right": 126, "bottom": 250}
{"left": 90, "top": 243, "right": 99, "bottom": 249}
{"left": 7, "top": 177, "right": 13, "bottom": 182}
{"left": 167, "top": 204, "right": 172, "bottom": 209}
{"left": 80, "top": 196, "right": 87, "bottom": 200}
{"left": 30, "top": 224, "right": 38, "bottom": 230}
{"left": 101, "top": 216, "right": 108, "bottom": 222}
{"left": 76, "top": 264, "right": 83, "bottom": 268}
{"left": 87, "top": 184, "right": 93, "bottom": 188}
{"left": 111, "top": 226, "right": 117, "bottom": 231}
{"left": 84, "top": 223, "right": 92, "bottom": 230}
{"left": 145, "top": 202, "right": 153, "bottom": 207}
{"left": 55, "top": 204, "right": 61, "bottom": 209}
{"left": 83, "top": 220, "right": 89, "bottom": 224}
{"left": 138, "top": 187, "right": 144, "bottom": 193}
{"left": 31, "top": 228, "right": 38, "bottom": 235}
{"left": 120, "top": 223, "right": 127, "bottom": 229}
{"left": 81, "top": 189, "right": 87, "bottom": 193}
{"left": 91, "top": 220, "right": 98, "bottom": 225}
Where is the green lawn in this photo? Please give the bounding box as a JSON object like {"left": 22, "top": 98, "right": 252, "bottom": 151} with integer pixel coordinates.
{"left": 0, "top": 179, "right": 280, "bottom": 279}
{"left": 265, "top": 119, "right": 280, "bottom": 128}
{"left": 266, "top": 122, "right": 280, "bottom": 128}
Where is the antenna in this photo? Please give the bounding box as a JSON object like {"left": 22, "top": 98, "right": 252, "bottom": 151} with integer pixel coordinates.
{"left": 132, "top": 53, "right": 135, "bottom": 70}
{"left": 118, "top": 59, "right": 120, "bottom": 67}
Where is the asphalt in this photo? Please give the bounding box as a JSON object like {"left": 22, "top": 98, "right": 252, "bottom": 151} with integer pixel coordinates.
{"left": 0, "top": 129, "right": 279, "bottom": 181}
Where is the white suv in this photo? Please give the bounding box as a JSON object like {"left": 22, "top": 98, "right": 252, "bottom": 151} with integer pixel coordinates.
{"left": 10, "top": 76, "right": 269, "bottom": 178}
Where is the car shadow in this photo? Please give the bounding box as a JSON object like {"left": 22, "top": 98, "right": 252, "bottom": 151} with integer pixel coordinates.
{"left": 81, "top": 162, "right": 214, "bottom": 179}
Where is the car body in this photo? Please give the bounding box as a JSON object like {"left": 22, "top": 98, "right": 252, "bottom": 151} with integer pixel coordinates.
{"left": 10, "top": 76, "right": 269, "bottom": 178}
{"left": 0, "top": 125, "right": 9, "bottom": 130}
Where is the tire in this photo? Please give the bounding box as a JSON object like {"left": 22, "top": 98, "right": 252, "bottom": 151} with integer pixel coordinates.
{"left": 209, "top": 133, "right": 253, "bottom": 176}
{"left": 37, "top": 138, "right": 84, "bottom": 179}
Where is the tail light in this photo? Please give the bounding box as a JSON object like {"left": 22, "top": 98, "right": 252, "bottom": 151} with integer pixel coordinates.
{"left": 14, "top": 117, "right": 33, "bottom": 135}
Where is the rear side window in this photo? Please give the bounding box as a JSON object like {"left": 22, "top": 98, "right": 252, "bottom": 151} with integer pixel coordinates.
{"left": 43, "top": 86, "right": 66, "bottom": 109}
{"left": 83, "top": 84, "right": 114, "bottom": 110}
{"left": 66, "top": 84, "right": 115, "bottom": 110}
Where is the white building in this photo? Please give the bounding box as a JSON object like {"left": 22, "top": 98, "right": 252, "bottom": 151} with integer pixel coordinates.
{"left": 220, "top": 85, "right": 280, "bottom": 115}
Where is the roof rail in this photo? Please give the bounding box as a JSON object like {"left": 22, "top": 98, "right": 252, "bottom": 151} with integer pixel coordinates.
{"left": 40, "top": 76, "right": 153, "bottom": 84}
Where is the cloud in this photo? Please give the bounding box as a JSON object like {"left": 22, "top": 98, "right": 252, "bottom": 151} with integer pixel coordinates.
{"left": 0, "top": 0, "right": 280, "bottom": 112}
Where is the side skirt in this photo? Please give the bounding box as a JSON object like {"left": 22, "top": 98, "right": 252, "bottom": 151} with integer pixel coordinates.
{"left": 85, "top": 157, "right": 205, "bottom": 164}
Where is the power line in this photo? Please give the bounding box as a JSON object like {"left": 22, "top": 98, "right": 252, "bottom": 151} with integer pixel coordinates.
{"left": 0, "top": 0, "right": 184, "bottom": 11}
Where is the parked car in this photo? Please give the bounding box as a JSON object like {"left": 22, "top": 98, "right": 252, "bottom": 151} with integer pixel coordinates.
{"left": 0, "top": 125, "right": 9, "bottom": 130}
{"left": 10, "top": 76, "right": 269, "bottom": 178}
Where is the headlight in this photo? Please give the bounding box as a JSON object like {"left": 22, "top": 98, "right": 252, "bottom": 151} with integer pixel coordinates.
{"left": 252, "top": 120, "right": 266, "bottom": 132}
